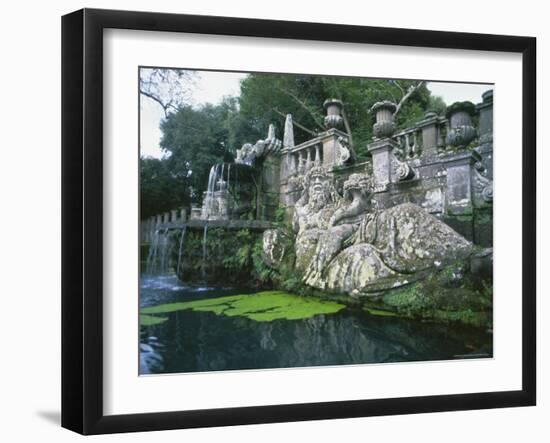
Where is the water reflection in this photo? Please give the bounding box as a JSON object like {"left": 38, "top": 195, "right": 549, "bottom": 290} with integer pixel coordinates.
{"left": 139, "top": 275, "right": 492, "bottom": 375}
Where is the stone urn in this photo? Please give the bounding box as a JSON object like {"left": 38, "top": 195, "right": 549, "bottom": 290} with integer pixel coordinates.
{"left": 323, "top": 98, "right": 344, "bottom": 129}
{"left": 445, "top": 101, "right": 477, "bottom": 148}
{"left": 370, "top": 100, "right": 397, "bottom": 139}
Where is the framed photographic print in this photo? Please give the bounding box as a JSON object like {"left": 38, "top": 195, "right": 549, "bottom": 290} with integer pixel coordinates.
{"left": 61, "top": 8, "right": 536, "bottom": 435}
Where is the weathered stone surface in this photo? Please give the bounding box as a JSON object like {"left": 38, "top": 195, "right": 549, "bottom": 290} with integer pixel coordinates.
{"left": 235, "top": 124, "right": 282, "bottom": 166}
{"left": 262, "top": 229, "right": 286, "bottom": 270}
{"left": 287, "top": 164, "right": 474, "bottom": 295}
{"left": 315, "top": 202, "right": 473, "bottom": 294}
{"left": 445, "top": 101, "right": 477, "bottom": 148}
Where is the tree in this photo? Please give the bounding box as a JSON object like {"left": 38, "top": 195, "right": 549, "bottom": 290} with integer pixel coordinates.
{"left": 141, "top": 71, "right": 441, "bottom": 217}
{"left": 238, "top": 74, "right": 432, "bottom": 159}
{"left": 139, "top": 68, "right": 197, "bottom": 117}
{"left": 140, "top": 157, "right": 188, "bottom": 219}
{"left": 159, "top": 100, "right": 248, "bottom": 204}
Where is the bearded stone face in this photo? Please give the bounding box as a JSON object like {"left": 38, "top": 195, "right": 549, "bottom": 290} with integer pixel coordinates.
{"left": 307, "top": 170, "right": 334, "bottom": 211}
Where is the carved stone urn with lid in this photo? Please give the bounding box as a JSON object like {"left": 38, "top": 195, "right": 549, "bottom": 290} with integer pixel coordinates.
{"left": 323, "top": 98, "right": 344, "bottom": 129}
{"left": 445, "top": 101, "right": 477, "bottom": 148}
{"left": 370, "top": 100, "right": 397, "bottom": 139}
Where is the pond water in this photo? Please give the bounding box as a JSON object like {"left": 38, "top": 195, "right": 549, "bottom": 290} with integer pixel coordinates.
{"left": 139, "top": 275, "right": 492, "bottom": 375}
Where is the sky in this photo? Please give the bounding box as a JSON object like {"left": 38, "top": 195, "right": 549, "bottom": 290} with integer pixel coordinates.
{"left": 139, "top": 70, "right": 491, "bottom": 159}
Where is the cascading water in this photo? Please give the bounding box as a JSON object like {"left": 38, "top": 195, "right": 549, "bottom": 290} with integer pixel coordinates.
{"left": 145, "top": 228, "right": 173, "bottom": 275}
{"left": 201, "top": 162, "right": 256, "bottom": 220}
{"left": 201, "top": 224, "right": 208, "bottom": 279}
{"left": 145, "top": 229, "right": 160, "bottom": 274}
{"left": 176, "top": 226, "right": 187, "bottom": 276}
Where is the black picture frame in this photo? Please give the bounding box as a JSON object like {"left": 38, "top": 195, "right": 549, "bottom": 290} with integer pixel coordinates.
{"left": 61, "top": 8, "right": 536, "bottom": 435}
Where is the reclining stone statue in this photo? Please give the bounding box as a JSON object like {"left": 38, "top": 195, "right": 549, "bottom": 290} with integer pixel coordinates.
{"left": 268, "top": 166, "right": 473, "bottom": 297}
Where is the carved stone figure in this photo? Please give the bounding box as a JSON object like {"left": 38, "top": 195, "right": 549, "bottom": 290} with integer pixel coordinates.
{"left": 322, "top": 203, "right": 473, "bottom": 295}
{"left": 302, "top": 173, "right": 372, "bottom": 287}
{"left": 291, "top": 167, "right": 342, "bottom": 273}
{"left": 235, "top": 124, "right": 282, "bottom": 166}
{"left": 284, "top": 165, "right": 473, "bottom": 296}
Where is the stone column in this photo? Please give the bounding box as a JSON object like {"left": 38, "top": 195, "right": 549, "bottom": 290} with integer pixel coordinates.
{"left": 367, "top": 138, "right": 400, "bottom": 191}
{"left": 445, "top": 101, "right": 477, "bottom": 148}
{"left": 416, "top": 111, "right": 441, "bottom": 156}
{"left": 156, "top": 214, "right": 162, "bottom": 226}
{"left": 261, "top": 152, "right": 282, "bottom": 220}
{"left": 370, "top": 100, "right": 397, "bottom": 139}
{"left": 163, "top": 212, "right": 170, "bottom": 224}
{"left": 298, "top": 151, "right": 305, "bottom": 173}
{"left": 306, "top": 148, "right": 312, "bottom": 169}
{"left": 477, "top": 90, "right": 493, "bottom": 144}
{"left": 171, "top": 209, "right": 178, "bottom": 223}
{"left": 180, "top": 208, "right": 187, "bottom": 223}
{"left": 283, "top": 114, "right": 295, "bottom": 149}
{"left": 323, "top": 99, "right": 344, "bottom": 129}
{"left": 314, "top": 145, "right": 321, "bottom": 165}
{"left": 443, "top": 151, "right": 480, "bottom": 215}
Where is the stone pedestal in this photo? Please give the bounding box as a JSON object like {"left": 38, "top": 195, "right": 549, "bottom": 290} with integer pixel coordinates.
{"left": 443, "top": 151, "right": 479, "bottom": 215}
{"left": 260, "top": 153, "right": 281, "bottom": 220}
{"left": 416, "top": 111, "right": 443, "bottom": 156}
{"left": 367, "top": 138, "right": 399, "bottom": 192}
{"left": 477, "top": 89, "right": 493, "bottom": 144}
{"left": 320, "top": 128, "right": 349, "bottom": 169}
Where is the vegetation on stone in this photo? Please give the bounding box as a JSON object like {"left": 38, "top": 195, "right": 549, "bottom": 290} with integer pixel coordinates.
{"left": 380, "top": 263, "right": 493, "bottom": 328}
{"left": 140, "top": 74, "right": 446, "bottom": 218}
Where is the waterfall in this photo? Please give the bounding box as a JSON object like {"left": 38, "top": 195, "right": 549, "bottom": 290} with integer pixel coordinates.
{"left": 145, "top": 229, "right": 160, "bottom": 274}
{"left": 176, "top": 226, "right": 187, "bottom": 276}
{"left": 200, "top": 161, "right": 256, "bottom": 221}
{"left": 145, "top": 228, "right": 173, "bottom": 275}
{"left": 206, "top": 165, "right": 217, "bottom": 195}
{"left": 202, "top": 224, "right": 208, "bottom": 279}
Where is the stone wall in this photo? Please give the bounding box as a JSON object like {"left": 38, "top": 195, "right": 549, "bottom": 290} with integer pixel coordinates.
{"left": 276, "top": 91, "right": 494, "bottom": 246}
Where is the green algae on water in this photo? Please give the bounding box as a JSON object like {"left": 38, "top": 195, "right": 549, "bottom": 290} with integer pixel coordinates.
{"left": 363, "top": 307, "right": 398, "bottom": 317}
{"left": 140, "top": 291, "right": 345, "bottom": 322}
{"left": 140, "top": 314, "right": 168, "bottom": 326}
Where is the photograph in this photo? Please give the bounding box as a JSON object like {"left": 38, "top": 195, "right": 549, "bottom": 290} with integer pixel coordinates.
{"left": 138, "top": 68, "right": 494, "bottom": 375}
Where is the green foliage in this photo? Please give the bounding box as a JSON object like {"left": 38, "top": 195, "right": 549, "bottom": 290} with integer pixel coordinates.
{"left": 140, "top": 157, "right": 188, "bottom": 219}
{"left": 380, "top": 262, "right": 493, "bottom": 328}
{"left": 238, "top": 74, "right": 433, "bottom": 159}
{"left": 427, "top": 95, "right": 447, "bottom": 116}
{"left": 140, "top": 291, "right": 345, "bottom": 322}
{"left": 173, "top": 227, "right": 274, "bottom": 287}
{"left": 159, "top": 100, "right": 240, "bottom": 203}
{"left": 142, "top": 72, "right": 440, "bottom": 216}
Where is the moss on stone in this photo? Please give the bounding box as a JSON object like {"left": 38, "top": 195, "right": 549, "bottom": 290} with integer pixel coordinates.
{"left": 378, "top": 262, "right": 493, "bottom": 329}
{"left": 140, "top": 291, "right": 345, "bottom": 322}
